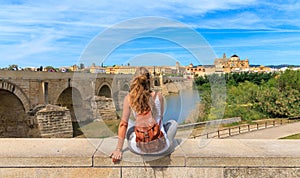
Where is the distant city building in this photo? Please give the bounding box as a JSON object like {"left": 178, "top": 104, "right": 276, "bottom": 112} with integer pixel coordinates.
{"left": 70, "top": 65, "right": 79, "bottom": 72}
{"left": 115, "top": 66, "right": 137, "bottom": 74}
{"left": 103, "top": 62, "right": 186, "bottom": 76}
{"left": 249, "top": 66, "right": 272, "bottom": 73}
{"left": 4, "top": 54, "right": 291, "bottom": 75}
{"left": 105, "top": 66, "right": 118, "bottom": 74}
{"left": 202, "top": 65, "right": 216, "bottom": 75}
{"left": 185, "top": 63, "right": 206, "bottom": 76}
{"left": 214, "top": 53, "right": 250, "bottom": 73}
{"left": 59, "top": 67, "right": 68, "bottom": 72}
{"left": 89, "top": 63, "right": 106, "bottom": 73}
{"left": 292, "top": 67, "right": 300, "bottom": 71}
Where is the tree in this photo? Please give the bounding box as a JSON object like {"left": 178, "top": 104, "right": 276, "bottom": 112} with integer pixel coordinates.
{"left": 277, "top": 69, "right": 300, "bottom": 91}
{"left": 45, "top": 66, "right": 55, "bottom": 72}
{"left": 8, "top": 64, "right": 18, "bottom": 70}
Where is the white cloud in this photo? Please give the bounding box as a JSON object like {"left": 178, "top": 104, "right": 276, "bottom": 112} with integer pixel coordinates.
{"left": 192, "top": 12, "right": 265, "bottom": 29}
{"left": 0, "top": 0, "right": 299, "bottom": 67}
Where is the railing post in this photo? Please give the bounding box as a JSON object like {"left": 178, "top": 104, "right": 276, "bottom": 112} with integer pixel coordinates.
{"left": 239, "top": 126, "right": 241, "bottom": 134}
{"left": 257, "top": 123, "right": 259, "bottom": 130}
{"left": 248, "top": 125, "right": 250, "bottom": 132}
{"left": 218, "top": 130, "right": 220, "bottom": 138}
{"left": 229, "top": 128, "right": 231, "bottom": 136}
{"left": 207, "top": 132, "right": 209, "bottom": 139}
{"left": 281, "top": 119, "right": 283, "bottom": 125}
{"left": 265, "top": 122, "right": 267, "bottom": 128}
{"left": 273, "top": 120, "right": 275, "bottom": 126}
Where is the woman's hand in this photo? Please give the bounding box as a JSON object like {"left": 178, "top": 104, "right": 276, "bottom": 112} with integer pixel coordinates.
{"left": 110, "top": 149, "right": 122, "bottom": 163}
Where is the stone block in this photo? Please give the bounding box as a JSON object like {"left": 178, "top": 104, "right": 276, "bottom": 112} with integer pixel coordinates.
{"left": 122, "top": 167, "right": 223, "bottom": 178}
{"left": 224, "top": 168, "right": 300, "bottom": 178}
{"left": 94, "top": 137, "right": 185, "bottom": 167}
{"left": 0, "top": 168, "right": 120, "bottom": 178}
{"left": 36, "top": 105, "right": 72, "bottom": 138}
{"left": 0, "top": 138, "right": 101, "bottom": 167}
{"left": 183, "top": 139, "right": 300, "bottom": 167}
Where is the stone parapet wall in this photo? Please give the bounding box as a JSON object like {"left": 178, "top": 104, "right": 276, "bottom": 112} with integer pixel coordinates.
{"left": 0, "top": 139, "right": 300, "bottom": 177}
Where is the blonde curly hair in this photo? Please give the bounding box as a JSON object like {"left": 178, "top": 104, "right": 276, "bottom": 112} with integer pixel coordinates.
{"left": 129, "top": 67, "right": 157, "bottom": 116}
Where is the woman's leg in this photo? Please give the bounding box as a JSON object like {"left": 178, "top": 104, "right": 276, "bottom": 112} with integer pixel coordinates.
{"left": 164, "top": 120, "right": 178, "bottom": 142}
{"left": 163, "top": 120, "right": 178, "bottom": 154}
{"left": 126, "top": 119, "right": 135, "bottom": 152}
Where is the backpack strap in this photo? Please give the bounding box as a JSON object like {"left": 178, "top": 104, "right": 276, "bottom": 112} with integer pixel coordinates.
{"left": 152, "top": 91, "right": 163, "bottom": 126}
{"left": 152, "top": 91, "right": 157, "bottom": 100}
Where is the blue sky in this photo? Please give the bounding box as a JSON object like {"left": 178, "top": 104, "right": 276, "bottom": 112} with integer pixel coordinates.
{"left": 0, "top": 0, "right": 300, "bottom": 68}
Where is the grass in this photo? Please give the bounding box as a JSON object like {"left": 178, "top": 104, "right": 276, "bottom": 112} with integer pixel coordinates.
{"left": 221, "top": 122, "right": 240, "bottom": 127}
{"left": 73, "top": 119, "right": 120, "bottom": 138}
{"left": 280, "top": 133, "right": 300, "bottom": 139}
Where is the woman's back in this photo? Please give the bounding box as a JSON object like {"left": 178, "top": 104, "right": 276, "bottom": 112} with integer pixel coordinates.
{"left": 128, "top": 91, "right": 170, "bottom": 155}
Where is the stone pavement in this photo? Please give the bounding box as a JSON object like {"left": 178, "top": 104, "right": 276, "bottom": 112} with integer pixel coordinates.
{"left": 228, "top": 121, "right": 300, "bottom": 139}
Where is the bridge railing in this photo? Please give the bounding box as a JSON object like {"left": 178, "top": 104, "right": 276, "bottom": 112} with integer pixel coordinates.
{"left": 192, "top": 119, "right": 299, "bottom": 139}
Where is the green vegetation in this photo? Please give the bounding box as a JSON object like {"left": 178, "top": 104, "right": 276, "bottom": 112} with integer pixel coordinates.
{"left": 5, "top": 64, "right": 19, "bottom": 70}
{"left": 221, "top": 122, "right": 240, "bottom": 127}
{"left": 44, "top": 66, "right": 56, "bottom": 72}
{"left": 73, "top": 119, "right": 119, "bottom": 138}
{"left": 280, "top": 133, "right": 300, "bottom": 139}
{"left": 196, "top": 70, "right": 300, "bottom": 121}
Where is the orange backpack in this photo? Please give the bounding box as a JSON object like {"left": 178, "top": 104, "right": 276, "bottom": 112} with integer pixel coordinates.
{"left": 134, "top": 95, "right": 166, "bottom": 153}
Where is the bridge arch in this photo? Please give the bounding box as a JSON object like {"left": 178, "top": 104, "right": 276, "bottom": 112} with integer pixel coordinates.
{"left": 56, "top": 87, "right": 83, "bottom": 123}
{"left": 0, "top": 80, "right": 30, "bottom": 112}
{"left": 0, "top": 85, "right": 29, "bottom": 137}
{"left": 121, "top": 83, "right": 130, "bottom": 91}
{"left": 98, "top": 82, "right": 112, "bottom": 98}
{"left": 154, "top": 79, "right": 160, "bottom": 86}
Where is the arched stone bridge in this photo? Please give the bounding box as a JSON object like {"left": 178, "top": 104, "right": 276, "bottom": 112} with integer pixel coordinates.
{"left": 0, "top": 70, "right": 178, "bottom": 138}
{"left": 0, "top": 70, "right": 134, "bottom": 137}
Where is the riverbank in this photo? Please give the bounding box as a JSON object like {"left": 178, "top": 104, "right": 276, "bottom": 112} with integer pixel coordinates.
{"left": 158, "top": 80, "right": 193, "bottom": 96}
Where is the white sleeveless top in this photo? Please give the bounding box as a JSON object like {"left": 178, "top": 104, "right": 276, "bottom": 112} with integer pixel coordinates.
{"left": 128, "top": 93, "right": 170, "bottom": 155}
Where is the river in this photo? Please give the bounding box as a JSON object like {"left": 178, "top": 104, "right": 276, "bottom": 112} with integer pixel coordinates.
{"left": 164, "top": 89, "right": 200, "bottom": 124}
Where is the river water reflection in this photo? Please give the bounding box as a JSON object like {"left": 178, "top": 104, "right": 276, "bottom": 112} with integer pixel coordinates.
{"left": 164, "top": 89, "right": 200, "bottom": 124}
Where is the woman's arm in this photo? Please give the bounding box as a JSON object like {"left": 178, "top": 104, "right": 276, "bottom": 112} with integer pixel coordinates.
{"left": 158, "top": 92, "right": 164, "bottom": 125}
{"left": 110, "top": 94, "right": 131, "bottom": 162}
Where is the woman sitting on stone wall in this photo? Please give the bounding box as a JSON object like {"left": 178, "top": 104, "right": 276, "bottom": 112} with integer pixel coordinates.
{"left": 110, "top": 67, "right": 177, "bottom": 162}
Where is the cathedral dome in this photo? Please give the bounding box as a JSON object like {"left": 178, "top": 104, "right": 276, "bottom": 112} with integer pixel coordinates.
{"left": 230, "top": 54, "right": 240, "bottom": 61}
